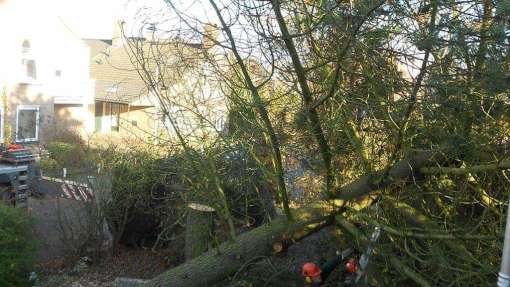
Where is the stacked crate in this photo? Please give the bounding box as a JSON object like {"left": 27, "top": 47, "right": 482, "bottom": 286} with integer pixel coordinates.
{"left": 0, "top": 149, "right": 37, "bottom": 207}
{"left": 1, "top": 148, "right": 37, "bottom": 165}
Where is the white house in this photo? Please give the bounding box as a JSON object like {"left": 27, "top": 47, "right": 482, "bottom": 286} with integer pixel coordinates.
{"left": 0, "top": 0, "right": 95, "bottom": 144}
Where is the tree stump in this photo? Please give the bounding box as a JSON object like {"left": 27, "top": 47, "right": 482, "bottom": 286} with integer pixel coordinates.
{"left": 185, "top": 203, "right": 216, "bottom": 261}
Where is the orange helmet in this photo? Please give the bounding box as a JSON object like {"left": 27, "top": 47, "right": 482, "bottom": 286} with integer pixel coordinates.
{"left": 302, "top": 262, "right": 322, "bottom": 278}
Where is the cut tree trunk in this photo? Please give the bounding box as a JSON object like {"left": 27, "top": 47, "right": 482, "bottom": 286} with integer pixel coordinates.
{"left": 148, "top": 201, "right": 337, "bottom": 287}
{"left": 146, "top": 150, "right": 445, "bottom": 287}
{"left": 185, "top": 203, "right": 216, "bottom": 261}
{"left": 184, "top": 203, "right": 215, "bottom": 261}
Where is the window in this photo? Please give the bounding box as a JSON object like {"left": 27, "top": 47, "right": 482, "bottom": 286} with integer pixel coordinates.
{"left": 106, "top": 85, "right": 119, "bottom": 94}
{"left": 16, "top": 105, "right": 39, "bottom": 142}
{"left": 55, "top": 70, "right": 62, "bottom": 77}
{"left": 22, "top": 59, "right": 37, "bottom": 80}
{"left": 110, "top": 103, "right": 120, "bottom": 131}
{"left": 94, "top": 102, "right": 103, "bottom": 132}
{"left": 94, "top": 102, "right": 127, "bottom": 133}
{"left": 22, "top": 40, "right": 31, "bottom": 54}
{"left": 21, "top": 40, "right": 36, "bottom": 81}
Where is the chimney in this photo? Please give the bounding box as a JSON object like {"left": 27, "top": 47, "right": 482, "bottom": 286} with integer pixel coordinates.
{"left": 112, "top": 20, "right": 125, "bottom": 47}
{"left": 203, "top": 24, "right": 219, "bottom": 50}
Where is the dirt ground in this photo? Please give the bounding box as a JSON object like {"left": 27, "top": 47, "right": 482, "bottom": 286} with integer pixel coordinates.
{"left": 29, "top": 179, "right": 92, "bottom": 263}
{"left": 34, "top": 225, "right": 344, "bottom": 287}
{"left": 36, "top": 228, "right": 344, "bottom": 287}
{"left": 37, "top": 248, "right": 175, "bottom": 287}
{"left": 29, "top": 179, "right": 347, "bottom": 287}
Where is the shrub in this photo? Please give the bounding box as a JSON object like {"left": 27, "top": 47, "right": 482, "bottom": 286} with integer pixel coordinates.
{"left": 45, "top": 142, "right": 86, "bottom": 168}
{"left": 39, "top": 157, "right": 59, "bottom": 173}
{"left": 0, "top": 205, "right": 37, "bottom": 287}
{"left": 96, "top": 146, "right": 168, "bottom": 250}
{"left": 49, "top": 127, "right": 85, "bottom": 147}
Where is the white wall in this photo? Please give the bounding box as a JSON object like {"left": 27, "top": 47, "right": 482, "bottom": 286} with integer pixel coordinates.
{"left": 0, "top": 0, "right": 96, "bottom": 139}
{"left": 0, "top": 0, "right": 93, "bottom": 99}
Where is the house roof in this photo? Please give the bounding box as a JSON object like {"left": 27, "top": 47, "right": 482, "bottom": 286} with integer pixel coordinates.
{"left": 83, "top": 39, "right": 112, "bottom": 60}
{"left": 85, "top": 37, "right": 204, "bottom": 106}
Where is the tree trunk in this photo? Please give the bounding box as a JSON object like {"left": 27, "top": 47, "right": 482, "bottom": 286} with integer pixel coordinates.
{"left": 256, "top": 184, "right": 278, "bottom": 221}
{"left": 271, "top": 0, "right": 333, "bottom": 194}
{"left": 420, "top": 159, "right": 510, "bottom": 175}
{"left": 209, "top": 0, "right": 291, "bottom": 220}
{"left": 147, "top": 150, "right": 445, "bottom": 287}
{"left": 185, "top": 203, "right": 216, "bottom": 261}
{"left": 148, "top": 202, "right": 336, "bottom": 287}
{"left": 333, "top": 150, "right": 447, "bottom": 200}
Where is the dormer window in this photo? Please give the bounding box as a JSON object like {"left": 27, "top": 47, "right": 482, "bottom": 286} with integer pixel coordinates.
{"left": 106, "top": 85, "right": 119, "bottom": 94}
{"left": 22, "top": 40, "right": 31, "bottom": 54}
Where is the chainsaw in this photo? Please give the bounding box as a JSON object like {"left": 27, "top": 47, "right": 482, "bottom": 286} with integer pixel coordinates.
{"left": 302, "top": 227, "right": 381, "bottom": 287}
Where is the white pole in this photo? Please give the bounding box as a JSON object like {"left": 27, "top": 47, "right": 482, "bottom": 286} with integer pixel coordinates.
{"left": 498, "top": 197, "right": 510, "bottom": 287}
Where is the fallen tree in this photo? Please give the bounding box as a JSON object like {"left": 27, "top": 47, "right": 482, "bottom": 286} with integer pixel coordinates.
{"left": 336, "top": 215, "right": 433, "bottom": 287}
{"left": 420, "top": 158, "right": 510, "bottom": 175}
{"left": 148, "top": 201, "right": 336, "bottom": 287}
{"left": 332, "top": 150, "right": 447, "bottom": 201}
{"left": 144, "top": 150, "right": 446, "bottom": 287}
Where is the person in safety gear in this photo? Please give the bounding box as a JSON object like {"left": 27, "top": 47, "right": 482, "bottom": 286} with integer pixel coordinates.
{"left": 302, "top": 257, "right": 359, "bottom": 286}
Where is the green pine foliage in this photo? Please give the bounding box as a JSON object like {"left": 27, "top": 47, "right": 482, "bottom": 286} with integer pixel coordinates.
{"left": 0, "top": 205, "right": 37, "bottom": 287}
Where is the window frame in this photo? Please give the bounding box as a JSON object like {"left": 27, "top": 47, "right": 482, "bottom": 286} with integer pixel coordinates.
{"left": 110, "top": 103, "right": 121, "bottom": 132}
{"left": 94, "top": 102, "right": 103, "bottom": 132}
{"left": 16, "top": 105, "right": 40, "bottom": 143}
{"left": 21, "top": 40, "right": 37, "bottom": 82}
{"left": 94, "top": 101, "right": 127, "bottom": 133}
{"left": 23, "top": 59, "right": 37, "bottom": 80}
{"left": 22, "top": 40, "right": 31, "bottom": 54}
